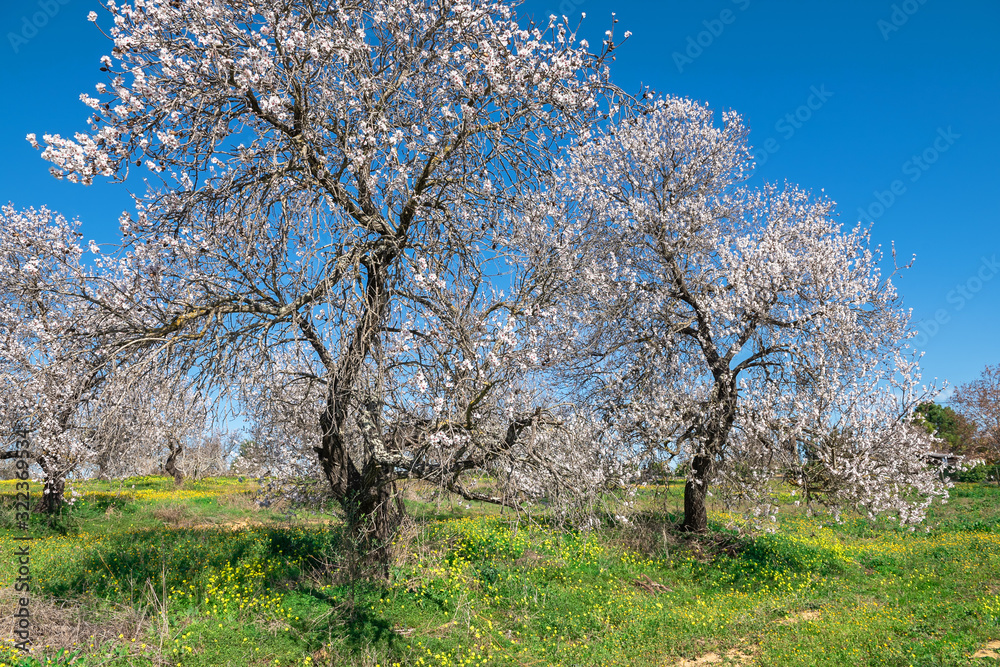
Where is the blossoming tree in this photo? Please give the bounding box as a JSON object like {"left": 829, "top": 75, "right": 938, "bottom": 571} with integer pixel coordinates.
{"left": 0, "top": 206, "right": 123, "bottom": 511}
{"left": 534, "top": 98, "right": 945, "bottom": 532}
{"left": 952, "top": 364, "right": 1000, "bottom": 463}
{"left": 87, "top": 363, "right": 211, "bottom": 482}
{"left": 0, "top": 206, "right": 209, "bottom": 507}
{"left": 18, "top": 0, "right": 946, "bottom": 549}
{"left": 31, "top": 0, "right": 628, "bottom": 558}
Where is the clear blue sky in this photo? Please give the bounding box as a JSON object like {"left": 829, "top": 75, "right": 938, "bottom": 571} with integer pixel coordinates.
{"left": 1, "top": 0, "right": 998, "bottom": 398}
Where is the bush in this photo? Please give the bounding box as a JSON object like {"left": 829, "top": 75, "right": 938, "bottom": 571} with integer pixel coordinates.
{"left": 955, "top": 462, "right": 1000, "bottom": 483}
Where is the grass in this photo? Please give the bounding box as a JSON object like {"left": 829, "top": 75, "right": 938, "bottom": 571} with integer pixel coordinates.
{"left": 1, "top": 476, "right": 999, "bottom": 666}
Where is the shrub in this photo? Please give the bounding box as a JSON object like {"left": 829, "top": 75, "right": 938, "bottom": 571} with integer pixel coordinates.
{"left": 954, "top": 462, "right": 1000, "bottom": 483}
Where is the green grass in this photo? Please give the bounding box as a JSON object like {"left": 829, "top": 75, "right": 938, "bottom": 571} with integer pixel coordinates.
{"left": 1, "top": 477, "right": 999, "bottom": 666}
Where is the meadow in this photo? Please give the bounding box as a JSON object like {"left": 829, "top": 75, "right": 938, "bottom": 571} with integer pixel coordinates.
{"left": 1, "top": 476, "right": 999, "bottom": 666}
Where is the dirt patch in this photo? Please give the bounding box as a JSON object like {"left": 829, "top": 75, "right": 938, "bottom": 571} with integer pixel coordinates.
{"left": 151, "top": 504, "right": 191, "bottom": 527}
{"left": 673, "top": 648, "right": 755, "bottom": 666}
{"left": 779, "top": 609, "right": 821, "bottom": 625}
{"left": 972, "top": 640, "right": 1000, "bottom": 659}
{"left": 676, "top": 653, "right": 723, "bottom": 665}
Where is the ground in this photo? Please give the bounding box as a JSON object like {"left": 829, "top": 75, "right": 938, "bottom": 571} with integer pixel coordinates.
{"left": 1, "top": 476, "right": 999, "bottom": 666}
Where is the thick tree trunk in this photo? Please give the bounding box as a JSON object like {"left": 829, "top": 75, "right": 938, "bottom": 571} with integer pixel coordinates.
{"left": 344, "top": 477, "right": 404, "bottom": 572}
{"left": 680, "top": 372, "right": 738, "bottom": 533}
{"left": 33, "top": 456, "right": 65, "bottom": 515}
{"left": 681, "top": 453, "right": 711, "bottom": 533}
{"left": 315, "top": 442, "right": 403, "bottom": 576}
{"left": 316, "top": 398, "right": 404, "bottom": 576}
{"left": 96, "top": 452, "right": 110, "bottom": 480}
{"left": 164, "top": 438, "right": 184, "bottom": 485}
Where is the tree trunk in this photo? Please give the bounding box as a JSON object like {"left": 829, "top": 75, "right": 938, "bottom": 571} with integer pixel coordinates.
{"left": 32, "top": 456, "right": 65, "bottom": 515}
{"left": 96, "top": 452, "right": 110, "bottom": 480}
{"left": 344, "top": 477, "right": 404, "bottom": 574}
{"left": 681, "top": 374, "right": 737, "bottom": 533}
{"left": 681, "top": 454, "right": 711, "bottom": 533}
{"left": 316, "top": 400, "right": 404, "bottom": 576}
{"left": 311, "top": 244, "right": 402, "bottom": 574}
{"left": 314, "top": 451, "right": 403, "bottom": 577}
{"left": 164, "top": 437, "right": 184, "bottom": 485}
{"left": 37, "top": 475, "right": 65, "bottom": 515}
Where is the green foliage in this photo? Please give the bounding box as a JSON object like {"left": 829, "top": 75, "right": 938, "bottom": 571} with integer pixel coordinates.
{"left": 915, "top": 401, "right": 975, "bottom": 453}
{"left": 957, "top": 463, "right": 989, "bottom": 483}
{"left": 955, "top": 462, "right": 1000, "bottom": 483}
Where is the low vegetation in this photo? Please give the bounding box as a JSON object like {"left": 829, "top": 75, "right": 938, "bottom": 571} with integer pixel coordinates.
{"left": 2, "top": 477, "right": 999, "bottom": 666}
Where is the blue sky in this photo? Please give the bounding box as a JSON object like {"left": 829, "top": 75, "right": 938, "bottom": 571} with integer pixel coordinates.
{"left": 1, "top": 0, "right": 998, "bottom": 398}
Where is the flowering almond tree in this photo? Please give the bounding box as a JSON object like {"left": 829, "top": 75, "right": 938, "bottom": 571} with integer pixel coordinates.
{"left": 0, "top": 208, "right": 212, "bottom": 496}
{"left": 235, "top": 235, "right": 637, "bottom": 522}
{"left": 534, "top": 98, "right": 945, "bottom": 532}
{"left": 0, "top": 206, "right": 125, "bottom": 512}
{"left": 32, "top": 0, "right": 626, "bottom": 559}
{"left": 87, "top": 363, "right": 210, "bottom": 482}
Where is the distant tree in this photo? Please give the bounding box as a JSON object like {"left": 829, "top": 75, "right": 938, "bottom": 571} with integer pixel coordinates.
{"left": 952, "top": 364, "right": 1000, "bottom": 463}
{"left": 0, "top": 207, "right": 208, "bottom": 505}
{"left": 914, "top": 402, "right": 975, "bottom": 455}
{"left": 90, "top": 367, "right": 210, "bottom": 483}
{"left": 184, "top": 427, "right": 239, "bottom": 480}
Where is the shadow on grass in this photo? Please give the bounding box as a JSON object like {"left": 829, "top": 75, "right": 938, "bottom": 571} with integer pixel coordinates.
{"left": 38, "top": 525, "right": 342, "bottom": 600}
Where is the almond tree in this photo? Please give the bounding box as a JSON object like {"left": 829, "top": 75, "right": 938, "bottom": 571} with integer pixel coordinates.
{"left": 88, "top": 364, "right": 210, "bottom": 482}
{"left": 535, "top": 98, "right": 946, "bottom": 532}
{"left": 32, "top": 0, "right": 625, "bottom": 559}
{"left": 236, "top": 238, "right": 637, "bottom": 523}
{"left": 0, "top": 206, "right": 117, "bottom": 512}
{"left": 0, "top": 205, "right": 208, "bottom": 505}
